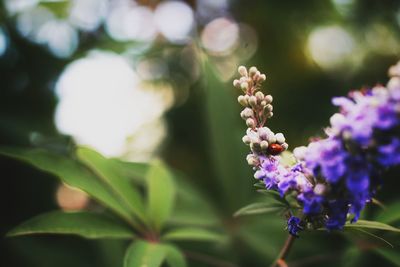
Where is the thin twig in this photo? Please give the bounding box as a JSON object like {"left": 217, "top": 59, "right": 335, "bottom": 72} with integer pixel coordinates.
{"left": 271, "top": 234, "right": 296, "bottom": 267}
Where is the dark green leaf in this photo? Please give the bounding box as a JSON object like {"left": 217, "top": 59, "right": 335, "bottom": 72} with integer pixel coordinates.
{"left": 234, "top": 202, "right": 287, "bottom": 217}
{"left": 255, "top": 189, "right": 289, "bottom": 206}
{"left": 76, "top": 147, "right": 146, "bottom": 222}
{"left": 162, "top": 227, "right": 224, "bottom": 243}
{"left": 146, "top": 160, "right": 176, "bottom": 232}
{"left": 164, "top": 244, "right": 187, "bottom": 267}
{"left": 7, "top": 211, "right": 135, "bottom": 239}
{"left": 201, "top": 58, "right": 252, "bottom": 211}
{"left": 124, "top": 240, "right": 166, "bottom": 267}
{"left": 0, "top": 147, "right": 132, "bottom": 222}
{"left": 344, "top": 220, "right": 400, "bottom": 233}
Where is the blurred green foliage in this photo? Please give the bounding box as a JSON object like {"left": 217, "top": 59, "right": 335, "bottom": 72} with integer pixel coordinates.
{"left": 1, "top": 0, "right": 400, "bottom": 267}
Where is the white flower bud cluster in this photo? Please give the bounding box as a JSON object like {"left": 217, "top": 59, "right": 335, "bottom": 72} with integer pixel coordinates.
{"left": 233, "top": 66, "right": 274, "bottom": 130}
{"left": 234, "top": 65, "right": 289, "bottom": 167}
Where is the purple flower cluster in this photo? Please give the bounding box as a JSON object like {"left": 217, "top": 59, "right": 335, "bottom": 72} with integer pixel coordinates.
{"left": 297, "top": 63, "right": 400, "bottom": 230}
{"left": 234, "top": 61, "right": 400, "bottom": 236}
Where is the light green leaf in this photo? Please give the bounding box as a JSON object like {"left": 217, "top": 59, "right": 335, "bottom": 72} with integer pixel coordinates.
{"left": 164, "top": 244, "right": 187, "bottom": 267}
{"left": 146, "top": 160, "right": 176, "bottom": 232}
{"left": 77, "top": 147, "right": 146, "bottom": 222}
{"left": 124, "top": 240, "right": 166, "bottom": 267}
{"left": 376, "top": 202, "right": 400, "bottom": 224}
{"left": 0, "top": 147, "right": 132, "bottom": 222}
{"left": 375, "top": 248, "right": 400, "bottom": 266}
{"left": 7, "top": 211, "right": 135, "bottom": 239}
{"left": 344, "top": 220, "right": 400, "bottom": 233}
{"left": 110, "top": 159, "right": 149, "bottom": 184}
{"left": 162, "top": 227, "right": 224, "bottom": 243}
{"left": 234, "top": 202, "right": 287, "bottom": 217}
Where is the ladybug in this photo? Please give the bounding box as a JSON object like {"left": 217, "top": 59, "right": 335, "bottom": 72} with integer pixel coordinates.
{"left": 268, "top": 143, "right": 284, "bottom": 155}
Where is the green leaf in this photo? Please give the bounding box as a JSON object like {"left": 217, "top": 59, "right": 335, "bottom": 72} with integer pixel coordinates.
{"left": 76, "top": 147, "right": 146, "bottom": 222}
{"left": 344, "top": 220, "right": 400, "bottom": 233}
{"left": 234, "top": 202, "right": 287, "bottom": 217}
{"left": 375, "top": 248, "right": 400, "bottom": 266}
{"left": 124, "top": 240, "right": 166, "bottom": 267}
{"left": 146, "top": 160, "right": 176, "bottom": 232}
{"left": 0, "top": 147, "right": 132, "bottom": 222}
{"left": 376, "top": 202, "right": 400, "bottom": 224}
{"left": 162, "top": 227, "right": 224, "bottom": 243}
{"left": 110, "top": 159, "right": 150, "bottom": 184}
{"left": 7, "top": 211, "right": 135, "bottom": 239}
{"left": 164, "top": 244, "right": 187, "bottom": 267}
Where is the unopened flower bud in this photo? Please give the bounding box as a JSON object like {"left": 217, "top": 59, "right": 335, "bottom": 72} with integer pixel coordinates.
{"left": 253, "top": 71, "right": 260, "bottom": 81}
{"left": 240, "top": 82, "right": 249, "bottom": 91}
{"left": 255, "top": 91, "right": 264, "bottom": 102}
{"left": 238, "top": 66, "right": 248, "bottom": 77}
{"left": 267, "top": 112, "right": 273, "bottom": 118}
{"left": 246, "top": 118, "right": 256, "bottom": 128}
{"left": 265, "top": 104, "right": 273, "bottom": 112}
{"left": 242, "top": 135, "right": 251, "bottom": 145}
{"left": 260, "top": 140, "right": 269, "bottom": 150}
{"left": 259, "top": 74, "right": 266, "bottom": 82}
{"left": 246, "top": 154, "right": 259, "bottom": 166}
{"left": 237, "top": 95, "right": 248, "bottom": 106}
{"left": 264, "top": 95, "right": 273, "bottom": 104}
{"left": 275, "top": 133, "right": 285, "bottom": 144}
{"left": 249, "top": 96, "right": 257, "bottom": 107}
{"left": 241, "top": 107, "right": 254, "bottom": 119}
{"left": 249, "top": 66, "right": 258, "bottom": 77}
{"left": 233, "top": 79, "right": 240, "bottom": 88}
{"left": 267, "top": 134, "right": 276, "bottom": 144}
{"left": 261, "top": 100, "right": 267, "bottom": 106}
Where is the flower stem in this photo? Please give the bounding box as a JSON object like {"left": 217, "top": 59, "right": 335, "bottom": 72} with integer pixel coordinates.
{"left": 271, "top": 234, "right": 296, "bottom": 267}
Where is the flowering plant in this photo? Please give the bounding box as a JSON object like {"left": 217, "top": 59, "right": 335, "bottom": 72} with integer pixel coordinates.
{"left": 233, "top": 62, "right": 400, "bottom": 266}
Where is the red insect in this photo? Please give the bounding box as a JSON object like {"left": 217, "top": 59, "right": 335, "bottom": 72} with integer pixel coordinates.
{"left": 268, "top": 143, "right": 284, "bottom": 155}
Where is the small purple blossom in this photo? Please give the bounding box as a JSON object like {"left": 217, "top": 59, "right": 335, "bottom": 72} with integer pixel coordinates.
{"left": 287, "top": 216, "right": 303, "bottom": 237}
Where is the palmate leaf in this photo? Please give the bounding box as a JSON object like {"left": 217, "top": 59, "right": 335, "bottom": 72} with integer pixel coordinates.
{"left": 76, "top": 147, "right": 146, "bottom": 223}
{"left": 162, "top": 227, "right": 225, "bottom": 243}
{"left": 146, "top": 160, "right": 176, "bottom": 232}
{"left": 234, "top": 202, "right": 287, "bottom": 217}
{"left": 344, "top": 220, "right": 400, "bottom": 233}
{"left": 7, "top": 211, "right": 135, "bottom": 239}
{"left": 0, "top": 147, "right": 132, "bottom": 222}
{"left": 124, "top": 240, "right": 166, "bottom": 267}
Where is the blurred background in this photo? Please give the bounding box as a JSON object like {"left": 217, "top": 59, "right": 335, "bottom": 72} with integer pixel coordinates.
{"left": 1, "top": 0, "right": 400, "bottom": 266}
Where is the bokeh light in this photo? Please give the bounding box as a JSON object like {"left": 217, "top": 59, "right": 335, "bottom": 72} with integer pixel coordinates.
{"left": 154, "top": 1, "right": 195, "bottom": 44}
{"left": 36, "top": 20, "right": 79, "bottom": 58}
{"left": 56, "top": 183, "right": 89, "bottom": 211}
{"left": 0, "top": 27, "right": 8, "bottom": 57}
{"left": 307, "top": 25, "right": 355, "bottom": 70}
{"left": 201, "top": 17, "right": 239, "bottom": 56}
{"left": 54, "top": 51, "right": 173, "bottom": 160}
{"left": 68, "top": 0, "right": 108, "bottom": 32}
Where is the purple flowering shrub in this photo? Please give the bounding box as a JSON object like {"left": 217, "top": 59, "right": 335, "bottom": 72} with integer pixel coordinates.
{"left": 233, "top": 62, "right": 400, "bottom": 237}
